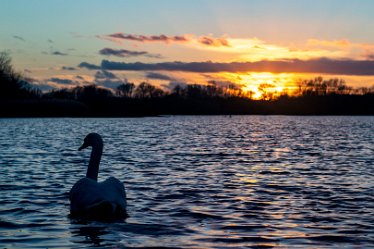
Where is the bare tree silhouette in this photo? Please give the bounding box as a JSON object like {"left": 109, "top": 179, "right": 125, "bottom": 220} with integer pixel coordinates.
{"left": 116, "top": 82, "right": 135, "bottom": 98}
{"left": 134, "top": 82, "right": 164, "bottom": 98}
{"left": 0, "top": 52, "right": 40, "bottom": 99}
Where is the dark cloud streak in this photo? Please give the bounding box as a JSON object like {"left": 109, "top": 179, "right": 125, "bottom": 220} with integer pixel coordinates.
{"left": 13, "top": 35, "right": 25, "bottom": 42}
{"left": 61, "top": 66, "right": 76, "bottom": 71}
{"left": 48, "top": 77, "right": 75, "bottom": 85}
{"left": 100, "top": 58, "right": 374, "bottom": 76}
{"left": 104, "top": 33, "right": 189, "bottom": 43}
{"left": 145, "top": 72, "right": 175, "bottom": 81}
{"left": 95, "top": 70, "right": 117, "bottom": 79}
{"left": 78, "top": 62, "right": 101, "bottom": 70}
{"left": 51, "top": 51, "right": 68, "bottom": 56}
{"left": 99, "top": 48, "right": 162, "bottom": 58}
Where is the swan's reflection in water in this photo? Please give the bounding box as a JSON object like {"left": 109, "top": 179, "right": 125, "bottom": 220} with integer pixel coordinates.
{"left": 69, "top": 218, "right": 187, "bottom": 248}
{"left": 72, "top": 225, "right": 109, "bottom": 246}
{"left": 70, "top": 218, "right": 113, "bottom": 247}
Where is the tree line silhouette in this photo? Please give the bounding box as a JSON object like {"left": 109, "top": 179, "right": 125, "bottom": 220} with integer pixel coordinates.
{"left": 1, "top": 52, "right": 373, "bottom": 117}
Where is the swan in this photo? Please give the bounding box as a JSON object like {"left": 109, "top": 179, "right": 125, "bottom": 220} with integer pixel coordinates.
{"left": 69, "top": 133, "right": 127, "bottom": 220}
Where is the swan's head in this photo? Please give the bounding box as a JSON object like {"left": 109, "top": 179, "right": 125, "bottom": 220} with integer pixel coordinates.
{"left": 79, "top": 133, "right": 103, "bottom": 151}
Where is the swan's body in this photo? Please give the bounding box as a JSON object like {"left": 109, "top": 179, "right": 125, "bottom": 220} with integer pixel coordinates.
{"left": 69, "top": 133, "right": 127, "bottom": 220}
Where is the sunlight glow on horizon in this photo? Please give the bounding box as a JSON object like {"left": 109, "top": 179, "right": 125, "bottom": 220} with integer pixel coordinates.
{"left": 220, "top": 72, "right": 298, "bottom": 99}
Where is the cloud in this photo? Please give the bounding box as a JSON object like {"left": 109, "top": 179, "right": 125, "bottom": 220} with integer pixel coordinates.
{"left": 25, "top": 77, "right": 50, "bottom": 92}
{"left": 51, "top": 51, "right": 68, "bottom": 56}
{"left": 366, "top": 54, "right": 374, "bottom": 60}
{"left": 95, "top": 70, "right": 117, "bottom": 79}
{"left": 99, "top": 48, "right": 162, "bottom": 58}
{"left": 38, "top": 75, "right": 89, "bottom": 90}
{"left": 198, "top": 36, "right": 230, "bottom": 47}
{"left": 61, "top": 66, "right": 76, "bottom": 71}
{"left": 308, "top": 39, "right": 351, "bottom": 47}
{"left": 96, "top": 80, "right": 124, "bottom": 90}
{"left": 32, "top": 83, "right": 55, "bottom": 92}
{"left": 78, "top": 62, "right": 102, "bottom": 70}
{"left": 306, "top": 39, "right": 374, "bottom": 59}
{"left": 253, "top": 45, "right": 266, "bottom": 50}
{"left": 361, "top": 50, "right": 374, "bottom": 60}
{"left": 208, "top": 80, "right": 244, "bottom": 90}
{"left": 145, "top": 72, "right": 175, "bottom": 81}
{"left": 162, "top": 81, "right": 188, "bottom": 90}
{"left": 98, "top": 34, "right": 374, "bottom": 62}
{"left": 13, "top": 35, "right": 25, "bottom": 42}
{"left": 93, "top": 70, "right": 127, "bottom": 90}
{"left": 100, "top": 48, "right": 147, "bottom": 57}
{"left": 100, "top": 58, "right": 374, "bottom": 75}
{"left": 100, "top": 32, "right": 231, "bottom": 48}
{"left": 48, "top": 77, "right": 75, "bottom": 85}
{"left": 103, "top": 33, "right": 189, "bottom": 43}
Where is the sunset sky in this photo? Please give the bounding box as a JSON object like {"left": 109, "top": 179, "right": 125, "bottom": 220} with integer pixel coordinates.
{"left": 2, "top": 0, "right": 374, "bottom": 96}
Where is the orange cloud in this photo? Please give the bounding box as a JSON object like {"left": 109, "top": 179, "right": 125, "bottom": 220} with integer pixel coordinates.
{"left": 198, "top": 36, "right": 230, "bottom": 47}
{"left": 307, "top": 38, "right": 374, "bottom": 59}
{"left": 361, "top": 49, "right": 374, "bottom": 60}
{"left": 307, "top": 39, "right": 351, "bottom": 47}
{"left": 97, "top": 32, "right": 374, "bottom": 62}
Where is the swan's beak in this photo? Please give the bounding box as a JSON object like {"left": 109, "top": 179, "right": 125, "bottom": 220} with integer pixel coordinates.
{"left": 78, "top": 142, "right": 89, "bottom": 151}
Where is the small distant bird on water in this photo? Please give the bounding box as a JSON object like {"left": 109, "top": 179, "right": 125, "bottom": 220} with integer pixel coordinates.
{"left": 69, "top": 133, "right": 127, "bottom": 220}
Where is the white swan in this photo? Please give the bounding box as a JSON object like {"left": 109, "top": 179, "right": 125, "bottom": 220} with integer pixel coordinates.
{"left": 69, "top": 133, "right": 127, "bottom": 220}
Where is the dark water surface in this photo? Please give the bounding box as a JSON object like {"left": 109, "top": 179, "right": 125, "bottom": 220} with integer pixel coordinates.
{"left": 0, "top": 116, "right": 373, "bottom": 248}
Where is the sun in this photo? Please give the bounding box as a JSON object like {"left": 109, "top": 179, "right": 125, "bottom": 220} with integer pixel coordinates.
{"left": 220, "top": 72, "right": 298, "bottom": 99}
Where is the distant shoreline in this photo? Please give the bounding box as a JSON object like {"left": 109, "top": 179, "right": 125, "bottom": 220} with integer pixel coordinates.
{"left": 2, "top": 94, "right": 373, "bottom": 117}
{"left": 1, "top": 115, "right": 373, "bottom": 119}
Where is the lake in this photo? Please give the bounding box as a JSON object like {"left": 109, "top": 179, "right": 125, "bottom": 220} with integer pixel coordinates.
{"left": 0, "top": 116, "right": 373, "bottom": 248}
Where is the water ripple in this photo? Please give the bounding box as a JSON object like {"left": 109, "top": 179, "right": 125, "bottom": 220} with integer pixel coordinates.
{"left": 0, "top": 116, "right": 373, "bottom": 248}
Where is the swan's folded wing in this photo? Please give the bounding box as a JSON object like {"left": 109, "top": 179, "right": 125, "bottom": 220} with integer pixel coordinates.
{"left": 99, "top": 177, "right": 127, "bottom": 208}
{"left": 70, "top": 178, "right": 104, "bottom": 214}
{"left": 69, "top": 177, "right": 127, "bottom": 215}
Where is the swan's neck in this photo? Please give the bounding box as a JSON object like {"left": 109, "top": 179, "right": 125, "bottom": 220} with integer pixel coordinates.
{"left": 86, "top": 142, "right": 103, "bottom": 181}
